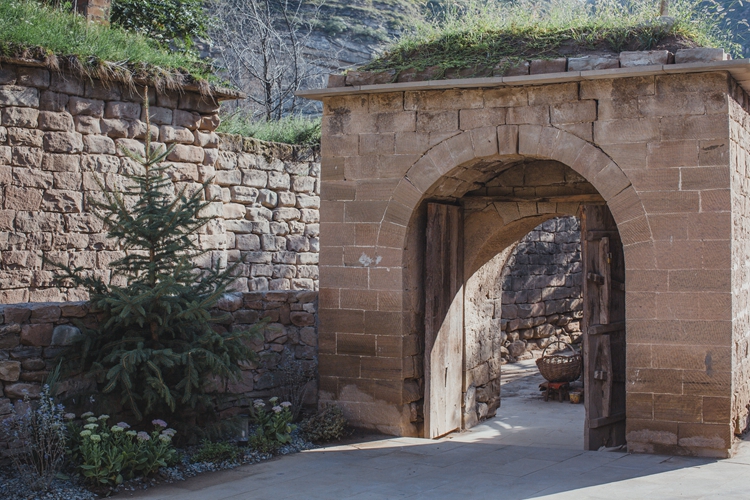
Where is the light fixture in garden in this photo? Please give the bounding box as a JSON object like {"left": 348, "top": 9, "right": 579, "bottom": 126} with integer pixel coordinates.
{"left": 237, "top": 414, "right": 250, "bottom": 447}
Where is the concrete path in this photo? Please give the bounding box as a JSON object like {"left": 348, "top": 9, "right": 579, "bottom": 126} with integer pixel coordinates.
{"left": 128, "top": 360, "right": 750, "bottom": 499}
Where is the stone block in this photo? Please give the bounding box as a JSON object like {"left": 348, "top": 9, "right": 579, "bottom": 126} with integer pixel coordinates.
{"left": 40, "top": 90, "right": 69, "bottom": 112}
{"left": 69, "top": 97, "right": 104, "bottom": 116}
{"left": 0, "top": 360, "right": 21, "bottom": 382}
{"left": 674, "top": 48, "right": 728, "bottom": 64}
{"left": 167, "top": 144, "right": 204, "bottom": 163}
{"left": 530, "top": 58, "right": 567, "bottom": 74}
{"left": 620, "top": 50, "right": 671, "bottom": 67}
{"left": 346, "top": 70, "right": 397, "bottom": 86}
{"left": 2, "top": 107, "right": 39, "bottom": 128}
{"left": 179, "top": 93, "right": 219, "bottom": 114}
{"left": 74, "top": 115, "right": 102, "bottom": 135}
{"left": 84, "top": 135, "right": 116, "bottom": 154}
{"left": 160, "top": 125, "right": 194, "bottom": 144}
{"left": 37, "top": 111, "right": 75, "bottom": 132}
{"left": 20, "top": 324, "right": 53, "bottom": 347}
{"left": 51, "top": 325, "right": 82, "bottom": 346}
{"left": 4, "top": 383, "right": 41, "bottom": 399}
{"left": 567, "top": 56, "right": 619, "bottom": 71}
{"left": 0, "top": 85, "right": 39, "bottom": 107}
{"left": 8, "top": 127, "right": 43, "bottom": 147}
{"left": 43, "top": 132, "right": 83, "bottom": 153}
{"left": 174, "top": 109, "right": 202, "bottom": 129}
{"left": 105, "top": 101, "right": 141, "bottom": 120}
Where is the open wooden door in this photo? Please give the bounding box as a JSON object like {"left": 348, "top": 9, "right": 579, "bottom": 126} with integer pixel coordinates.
{"left": 424, "top": 203, "right": 464, "bottom": 439}
{"left": 581, "top": 204, "right": 626, "bottom": 450}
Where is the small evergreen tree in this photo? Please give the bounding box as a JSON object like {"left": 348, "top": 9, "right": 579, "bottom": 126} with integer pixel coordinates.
{"left": 56, "top": 88, "right": 259, "bottom": 423}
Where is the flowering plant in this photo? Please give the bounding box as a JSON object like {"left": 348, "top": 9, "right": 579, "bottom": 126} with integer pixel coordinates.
{"left": 249, "top": 397, "right": 295, "bottom": 452}
{"left": 73, "top": 415, "right": 178, "bottom": 485}
{"left": 0, "top": 385, "right": 67, "bottom": 491}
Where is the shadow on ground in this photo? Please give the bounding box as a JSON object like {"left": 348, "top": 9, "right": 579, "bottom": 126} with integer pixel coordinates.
{"left": 126, "top": 361, "right": 750, "bottom": 499}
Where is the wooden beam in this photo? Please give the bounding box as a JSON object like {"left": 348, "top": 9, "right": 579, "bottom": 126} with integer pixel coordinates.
{"left": 588, "top": 322, "right": 625, "bottom": 335}
{"left": 589, "top": 413, "right": 626, "bottom": 429}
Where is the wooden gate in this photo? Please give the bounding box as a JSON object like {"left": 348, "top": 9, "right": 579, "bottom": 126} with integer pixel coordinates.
{"left": 581, "top": 204, "right": 627, "bottom": 450}
{"left": 424, "top": 203, "right": 464, "bottom": 438}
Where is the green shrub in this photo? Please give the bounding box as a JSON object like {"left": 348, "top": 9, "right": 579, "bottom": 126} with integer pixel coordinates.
{"left": 111, "top": 0, "right": 207, "bottom": 51}
{"left": 217, "top": 112, "right": 321, "bottom": 146}
{"left": 54, "top": 94, "right": 262, "bottom": 426}
{"left": 191, "top": 439, "right": 241, "bottom": 463}
{"left": 300, "top": 405, "right": 348, "bottom": 443}
{"left": 72, "top": 414, "right": 178, "bottom": 486}
{"left": 249, "top": 397, "right": 295, "bottom": 453}
{"left": 0, "top": 0, "right": 212, "bottom": 82}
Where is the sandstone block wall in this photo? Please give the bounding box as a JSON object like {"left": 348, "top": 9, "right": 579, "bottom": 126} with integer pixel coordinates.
{"left": 729, "top": 87, "right": 750, "bottom": 439}
{"left": 500, "top": 216, "right": 583, "bottom": 360}
{"left": 0, "top": 290, "right": 318, "bottom": 452}
{"left": 317, "top": 69, "right": 742, "bottom": 456}
{"left": 0, "top": 61, "right": 320, "bottom": 303}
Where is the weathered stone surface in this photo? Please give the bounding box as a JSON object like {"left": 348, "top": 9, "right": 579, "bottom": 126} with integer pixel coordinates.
{"left": 567, "top": 56, "right": 619, "bottom": 71}
{"left": 51, "top": 325, "right": 82, "bottom": 346}
{"left": 43, "top": 132, "right": 83, "bottom": 153}
{"left": 0, "top": 86, "right": 39, "bottom": 107}
{"left": 620, "top": 50, "right": 671, "bottom": 67}
{"left": 0, "top": 360, "right": 21, "bottom": 381}
{"left": 4, "top": 383, "right": 41, "bottom": 400}
{"left": 674, "top": 48, "right": 728, "bottom": 64}
{"left": 20, "top": 324, "right": 53, "bottom": 346}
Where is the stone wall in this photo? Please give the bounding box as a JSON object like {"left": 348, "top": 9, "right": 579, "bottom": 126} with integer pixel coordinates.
{"left": 0, "top": 291, "right": 318, "bottom": 430}
{"left": 729, "top": 84, "right": 750, "bottom": 439}
{"left": 0, "top": 61, "right": 320, "bottom": 303}
{"left": 500, "top": 216, "right": 583, "bottom": 361}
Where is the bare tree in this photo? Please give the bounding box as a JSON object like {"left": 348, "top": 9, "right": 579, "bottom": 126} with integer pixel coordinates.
{"left": 209, "top": 0, "right": 327, "bottom": 120}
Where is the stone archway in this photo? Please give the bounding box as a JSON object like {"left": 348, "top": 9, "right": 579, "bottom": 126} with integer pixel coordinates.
{"left": 309, "top": 71, "right": 744, "bottom": 458}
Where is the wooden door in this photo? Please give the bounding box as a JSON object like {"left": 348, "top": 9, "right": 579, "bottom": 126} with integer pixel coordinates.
{"left": 424, "top": 203, "right": 464, "bottom": 439}
{"left": 581, "top": 204, "right": 626, "bottom": 450}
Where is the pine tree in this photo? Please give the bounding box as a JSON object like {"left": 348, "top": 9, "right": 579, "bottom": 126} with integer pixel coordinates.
{"left": 56, "top": 88, "right": 259, "bottom": 423}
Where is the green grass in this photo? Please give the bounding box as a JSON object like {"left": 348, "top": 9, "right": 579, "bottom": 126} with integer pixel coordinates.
{"left": 218, "top": 112, "right": 322, "bottom": 146}
{"left": 0, "top": 0, "right": 213, "bottom": 87}
{"left": 363, "top": 0, "right": 744, "bottom": 73}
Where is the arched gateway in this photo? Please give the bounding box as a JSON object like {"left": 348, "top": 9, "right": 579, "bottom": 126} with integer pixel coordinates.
{"left": 300, "top": 60, "right": 750, "bottom": 458}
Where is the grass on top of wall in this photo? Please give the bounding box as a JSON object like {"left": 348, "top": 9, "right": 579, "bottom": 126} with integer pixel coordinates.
{"left": 362, "top": 0, "right": 745, "bottom": 73}
{"left": 217, "top": 112, "right": 322, "bottom": 146}
{"left": 0, "top": 0, "right": 214, "bottom": 90}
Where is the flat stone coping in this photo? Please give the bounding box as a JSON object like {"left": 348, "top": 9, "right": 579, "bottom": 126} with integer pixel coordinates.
{"left": 297, "top": 59, "right": 750, "bottom": 100}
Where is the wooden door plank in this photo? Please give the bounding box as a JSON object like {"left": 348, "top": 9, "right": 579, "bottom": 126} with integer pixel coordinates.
{"left": 599, "top": 237, "right": 611, "bottom": 325}
{"left": 424, "top": 203, "right": 464, "bottom": 439}
{"left": 582, "top": 204, "right": 627, "bottom": 450}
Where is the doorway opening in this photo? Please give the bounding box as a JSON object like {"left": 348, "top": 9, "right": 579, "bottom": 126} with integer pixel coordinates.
{"left": 421, "top": 159, "right": 626, "bottom": 451}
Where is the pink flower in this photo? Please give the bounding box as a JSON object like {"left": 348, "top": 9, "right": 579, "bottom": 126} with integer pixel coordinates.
{"left": 272, "top": 406, "right": 282, "bottom": 413}
{"left": 136, "top": 431, "right": 150, "bottom": 441}
{"left": 280, "top": 402, "right": 292, "bottom": 408}
{"left": 117, "top": 422, "right": 131, "bottom": 429}
{"left": 152, "top": 419, "right": 168, "bottom": 428}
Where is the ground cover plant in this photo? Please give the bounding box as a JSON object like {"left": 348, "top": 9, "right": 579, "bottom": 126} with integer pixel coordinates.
{"left": 217, "top": 111, "right": 322, "bottom": 145}
{"left": 0, "top": 0, "right": 213, "bottom": 87}
{"left": 362, "top": 0, "right": 746, "bottom": 74}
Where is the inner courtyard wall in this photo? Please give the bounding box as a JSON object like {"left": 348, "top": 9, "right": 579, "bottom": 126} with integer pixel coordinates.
{"left": 317, "top": 70, "right": 744, "bottom": 457}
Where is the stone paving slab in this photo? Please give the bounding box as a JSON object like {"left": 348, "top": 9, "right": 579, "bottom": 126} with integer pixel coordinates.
{"left": 126, "top": 362, "right": 750, "bottom": 499}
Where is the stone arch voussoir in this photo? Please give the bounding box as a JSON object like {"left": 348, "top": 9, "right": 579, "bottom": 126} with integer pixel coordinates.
{"left": 389, "top": 125, "right": 652, "bottom": 251}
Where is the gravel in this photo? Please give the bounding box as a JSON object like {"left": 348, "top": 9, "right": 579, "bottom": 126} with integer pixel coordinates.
{"left": 0, "top": 471, "right": 95, "bottom": 500}
{"left": 0, "top": 431, "right": 316, "bottom": 498}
